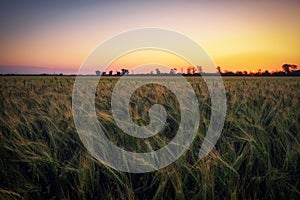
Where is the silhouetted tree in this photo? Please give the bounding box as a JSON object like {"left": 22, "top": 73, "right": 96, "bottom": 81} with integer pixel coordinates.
{"left": 273, "top": 71, "right": 285, "bottom": 76}
{"left": 187, "top": 67, "right": 191, "bottom": 74}
{"left": 187, "top": 66, "right": 196, "bottom": 74}
{"left": 262, "top": 70, "right": 271, "bottom": 76}
{"left": 282, "top": 64, "right": 297, "bottom": 74}
{"left": 170, "top": 68, "right": 177, "bottom": 74}
{"left": 156, "top": 68, "right": 161, "bottom": 75}
{"left": 236, "top": 71, "right": 243, "bottom": 76}
{"left": 197, "top": 65, "right": 203, "bottom": 74}
{"left": 257, "top": 69, "right": 262, "bottom": 75}
{"left": 223, "top": 70, "right": 235, "bottom": 76}
{"left": 109, "top": 70, "right": 113, "bottom": 76}
{"left": 95, "top": 70, "right": 101, "bottom": 76}
{"left": 192, "top": 66, "right": 196, "bottom": 74}
{"left": 216, "top": 66, "right": 221, "bottom": 73}
{"left": 121, "top": 69, "right": 129, "bottom": 75}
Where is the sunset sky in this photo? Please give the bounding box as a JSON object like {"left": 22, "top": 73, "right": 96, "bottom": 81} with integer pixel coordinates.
{"left": 0, "top": 0, "right": 299, "bottom": 74}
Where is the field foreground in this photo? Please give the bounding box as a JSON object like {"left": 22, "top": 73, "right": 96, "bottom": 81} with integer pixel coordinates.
{"left": 0, "top": 76, "right": 299, "bottom": 199}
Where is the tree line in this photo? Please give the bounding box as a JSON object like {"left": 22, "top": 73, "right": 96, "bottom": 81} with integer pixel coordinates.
{"left": 95, "top": 64, "right": 299, "bottom": 76}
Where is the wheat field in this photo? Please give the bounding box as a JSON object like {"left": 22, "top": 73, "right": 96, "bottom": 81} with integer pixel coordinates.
{"left": 0, "top": 76, "right": 299, "bottom": 199}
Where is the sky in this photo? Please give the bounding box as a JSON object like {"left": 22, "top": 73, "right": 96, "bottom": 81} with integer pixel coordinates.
{"left": 0, "top": 0, "right": 299, "bottom": 74}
